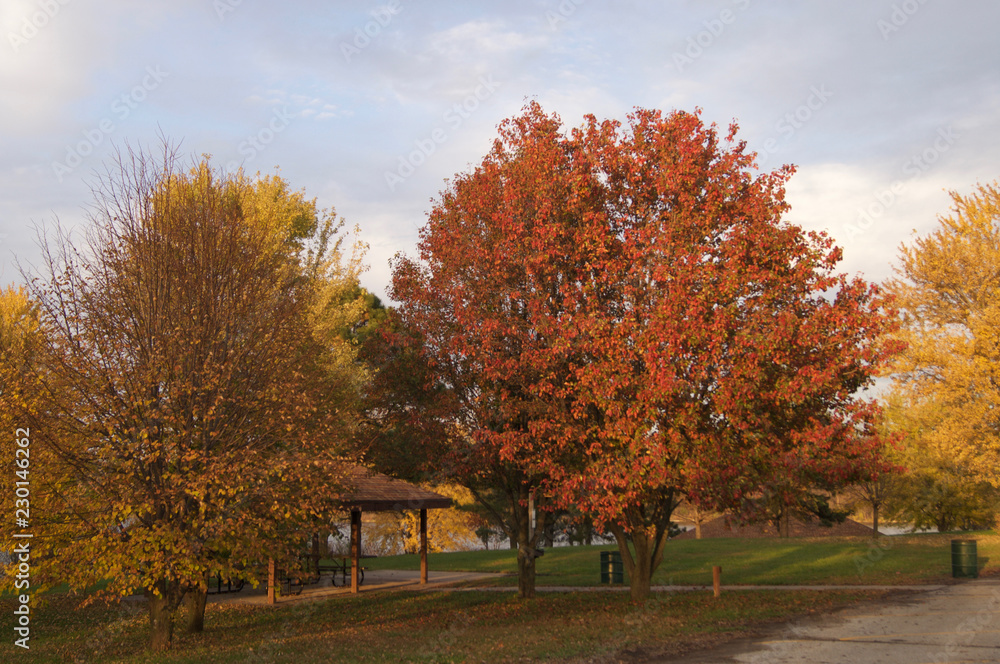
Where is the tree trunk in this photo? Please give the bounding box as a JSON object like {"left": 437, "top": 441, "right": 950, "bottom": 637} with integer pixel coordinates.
{"left": 146, "top": 580, "right": 183, "bottom": 651}
{"left": 780, "top": 509, "right": 791, "bottom": 538}
{"left": 872, "top": 505, "right": 880, "bottom": 537}
{"left": 937, "top": 515, "right": 951, "bottom": 533}
{"left": 517, "top": 546, "right": 537, "bottom": 598}
{"left": 694, "top": 505, "right": 702, "bottom": 540}
{"left": 514, "top": 488, "right": 545, "bottom": 599}
{"left": 627, "top": 535, "right": 653, "bottom": 602}
{"left": 609, "top": 523, "right": 667, "bottom": 603}
{"left": 184, "top": 583, "right": 208, "bottom": 633}
{"left": 311, "top": 533, "right": 321, "bottom": 575}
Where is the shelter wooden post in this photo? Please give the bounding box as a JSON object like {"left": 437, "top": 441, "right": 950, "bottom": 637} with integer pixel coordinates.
{"left": 420, "top": 508, "right": 428, "bottom": 584}
{"left": 350, "top": 508, "right": 362, "bottom": 594}
{"left": 337, "top": 465, "right": 453, "bottom": 592}
{"left": 267, "top": 558, "right": 277, "bottom": 605}
{"left": 311, "top": 532, "right": 321, "bottom": 576}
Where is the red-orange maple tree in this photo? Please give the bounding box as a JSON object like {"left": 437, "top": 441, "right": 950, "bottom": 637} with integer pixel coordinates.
{"left": 392, "top": 102, "right": 898, "bottom": 600}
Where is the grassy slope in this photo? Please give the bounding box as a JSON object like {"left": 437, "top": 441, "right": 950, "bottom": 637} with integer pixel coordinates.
{"left": 364, "top": 531, "right": 1000, "bottom": 586}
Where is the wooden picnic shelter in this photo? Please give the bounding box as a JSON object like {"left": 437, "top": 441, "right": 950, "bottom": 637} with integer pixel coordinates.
{"left": 267, "top": 465, "right": 452, "bottom": 603}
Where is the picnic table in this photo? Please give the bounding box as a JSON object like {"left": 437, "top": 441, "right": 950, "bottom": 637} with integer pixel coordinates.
{"left": 318, "top": 555, "right": 376, "bottom": 587}
{"left": 206, "top": 574, "right": 246, "bottom": 595}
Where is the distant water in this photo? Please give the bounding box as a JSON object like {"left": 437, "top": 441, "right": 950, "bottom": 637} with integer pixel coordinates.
{"left": 875, "top": 525, "right": 940, "bottom": 536}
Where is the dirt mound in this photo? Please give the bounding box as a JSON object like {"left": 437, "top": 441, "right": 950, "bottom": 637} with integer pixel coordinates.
{"left": 674, "top": 515, "right": 874, "bottom": 539}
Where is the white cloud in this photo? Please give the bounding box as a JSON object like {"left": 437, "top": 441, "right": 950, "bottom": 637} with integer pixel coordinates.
{"left": 427, "top": 19, "right": 547, "bottom": 59}
{"left": 784, "top": 162, "right": 957, "bottom": 283}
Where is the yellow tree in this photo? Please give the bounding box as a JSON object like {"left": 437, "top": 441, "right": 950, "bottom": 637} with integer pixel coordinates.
{"left": 2, "top": 146, "right": 353, "bottom": 651}
{"left": 352, "top": 484, "right": 481, "bottom": 555}
{"left": 307, "top": 222, "right": 378, "bottom": 429}
{"left": 400, "top": 484, "right": 481, "bottom": 553}
{"left": 887, "top": 181, "right": 1000, "bottom": 494}
{"left": 881, "top": 388, "right": 998, "bottom": 532}
{"left": 0, "top": 286, "right": 42, "bottom": 553}
{"left": 0, "top": 286, "right": 38, "bottom": 428}
{"left": 0, "top": 286, "right": 36, "bottom": 359}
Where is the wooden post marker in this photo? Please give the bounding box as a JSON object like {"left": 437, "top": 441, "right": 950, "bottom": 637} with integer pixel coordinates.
{"left": 351, "top": 509, "right": 362, "bottom": 594}
{"left": 419, "top": 508, "right": 428, "bottom": 584}
{"left": 713, "top": 565, "right": 722, "bottom": 597}
{"left": 267, "top": 558, "right": 277, "bottom": 605}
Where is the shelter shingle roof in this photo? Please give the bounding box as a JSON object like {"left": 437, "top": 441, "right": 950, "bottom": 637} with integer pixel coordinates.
{"left": 340, "top": 465, "right": 452, "bottom": 511}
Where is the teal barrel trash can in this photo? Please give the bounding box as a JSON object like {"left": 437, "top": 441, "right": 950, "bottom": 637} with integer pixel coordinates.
{"left": 951, "top": 539, "right": 978, "bottom": 579}
{"left": 600, "top": 551, "right": 624, "bottom": 584}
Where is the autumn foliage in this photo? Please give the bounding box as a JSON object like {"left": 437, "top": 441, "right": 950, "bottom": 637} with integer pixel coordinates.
{"left": 884, "top": 181, "right": 1000, "bottom": 526}
{"left": 392, "top": 102, "right": 899, "bottom": 600}
{"left": 1, "top": 148, "right": 352, "bottom": 649}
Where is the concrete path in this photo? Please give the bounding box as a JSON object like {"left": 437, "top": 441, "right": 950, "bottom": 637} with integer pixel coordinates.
{"left": 420, "top": 583, "right": 946, "bottom": 593}
{"left": 205, "top": 569, "right": 504, "bottom": 605}
{"left": 205, "top": 573, "right": 955, "bottom": 604}
{"left": 671, "top": 578, "right": 1000, "bottom": 664}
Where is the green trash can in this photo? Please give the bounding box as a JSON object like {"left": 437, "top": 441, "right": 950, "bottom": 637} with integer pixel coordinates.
{"left": 600, "top": 551, "right": 623, "bottom": 584}
{"left": 951, "top": 539, "right": 978, "bottom": 579}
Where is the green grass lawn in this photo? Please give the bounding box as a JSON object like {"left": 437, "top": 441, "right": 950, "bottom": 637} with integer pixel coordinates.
{"left": 0, "top": 587, "right": 895, "bottom": 663}
{"left": 3, "top": 532, "right": 993, "bottom": 662}
{"left": 365, "top": 531, "right": 1000, "bottom": 586}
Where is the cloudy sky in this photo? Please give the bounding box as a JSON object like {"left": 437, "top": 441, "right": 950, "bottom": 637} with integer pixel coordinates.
{"left": 1, "top": 0, "right": 997, "bottom": 301}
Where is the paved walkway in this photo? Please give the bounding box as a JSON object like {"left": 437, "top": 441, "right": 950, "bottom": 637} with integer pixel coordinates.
{"left": 206, "top": 571, "right": 952, "bottom": 604}
{"left": 670, "top": 578, "right": 1000, "bottom": 663}
{"left": 206, "top": 569, "right": 954, "bottom": 604}
{"left": 205, "top": 569, "right": 504, "bottom": 605}
{"left": 423, "top": 583, "right": 948, "bottom": 593}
